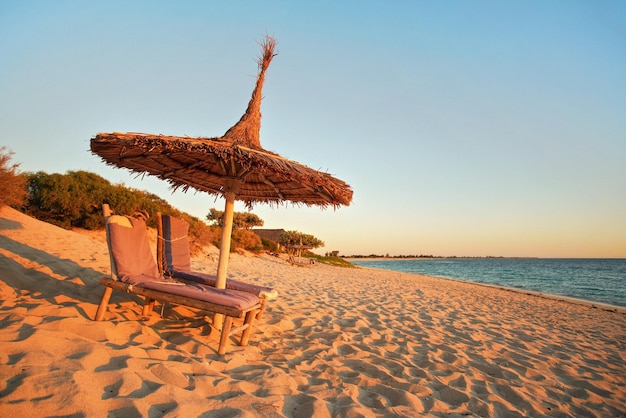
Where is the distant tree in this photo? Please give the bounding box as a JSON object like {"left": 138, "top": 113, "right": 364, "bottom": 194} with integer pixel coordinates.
{"left": 206, "top": 208, "right": 264, "bottom": 229}
{"left": 0, "top": 147, "right": 28, "bottom": 209}
{"left": 206, "top": 208, "right": 265, "bottom": 252}
{"left": 279, "top": 230, "right": 324, "bottom": 249}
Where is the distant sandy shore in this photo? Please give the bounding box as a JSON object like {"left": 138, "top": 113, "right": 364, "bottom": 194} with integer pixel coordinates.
{"left": 1, "top": 206, "right": 624, "bottom": 417}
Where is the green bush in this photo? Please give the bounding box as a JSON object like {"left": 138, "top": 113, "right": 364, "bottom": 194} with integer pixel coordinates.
{"left": 260, "top": 237, "right": 280, "bottom": 253}
{"left": 21, "top": 169, "right": 235, "bottom": 257}
{"left": 25, "top": 170, "right": 151, "bottom": 229}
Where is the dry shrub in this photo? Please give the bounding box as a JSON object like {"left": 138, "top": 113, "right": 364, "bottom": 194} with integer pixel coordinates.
{"left": 0, "top": 147, "right": 28, "bottom": 209}
{"left": 187, "top": 220, "right": 221, "bottom": 256}
{"left": 231, "top": 229, "right": 263, "bottom": 253}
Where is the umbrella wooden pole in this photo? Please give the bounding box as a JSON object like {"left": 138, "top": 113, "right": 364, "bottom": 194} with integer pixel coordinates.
{"left": 213, "top": 189, "right": 236, "bottom": 333}
{"left": 216, "top": 191, "right": 236, "bottom": 290}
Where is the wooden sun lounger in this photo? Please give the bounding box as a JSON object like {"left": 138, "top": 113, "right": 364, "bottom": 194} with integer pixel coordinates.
{"left": 95, "top": 278, "right": 259, "bottom": 353}
{"left": 156, "top": 212, "right": 278, "bottom": 320}
{"left": 94, "top": 204, "right": 262, "bottom": 355}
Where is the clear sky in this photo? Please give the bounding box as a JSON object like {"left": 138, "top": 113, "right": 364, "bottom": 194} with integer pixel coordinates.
{"left": 1, "top": 1, "right": 625, "bottom": 257}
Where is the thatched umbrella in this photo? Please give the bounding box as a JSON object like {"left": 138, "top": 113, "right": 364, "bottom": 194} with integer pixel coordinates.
{"left": 90, "top": 36, "right": 352, "bottom": 293}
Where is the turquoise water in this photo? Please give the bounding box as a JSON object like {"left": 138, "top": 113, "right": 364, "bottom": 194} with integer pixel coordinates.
{"left": 350, "top": 258, "right": 626, "bottom": 308}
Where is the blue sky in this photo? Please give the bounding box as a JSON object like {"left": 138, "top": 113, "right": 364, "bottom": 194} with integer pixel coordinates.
{"left": 1, "top": 1, "right": 625, "bottom": 257}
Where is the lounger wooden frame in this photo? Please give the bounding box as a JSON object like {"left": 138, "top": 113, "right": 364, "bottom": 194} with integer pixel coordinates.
{"left": 94, "top": 204, "right": 262, "bottom": 355}
{"left": 155, "top": 212, "right": 273, "bottom": 320}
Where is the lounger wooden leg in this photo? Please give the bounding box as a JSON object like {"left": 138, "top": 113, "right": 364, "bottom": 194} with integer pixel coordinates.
{"left": 218, "top": 316, "right": 234, "bottom": 355}
{"left": 212, "top": 313, "right": 224, "bottom": 332}
{"left": 255, "top": 299, "right": 267, "bottom": 320}
{"left": 95, "top": 286, "right": 113, "bottom": 321}
{"left": 142, "top": 297, "right": 155, "bottom": 316}
{"left": 240, "top": 310, "right": 256, "bottom": 347}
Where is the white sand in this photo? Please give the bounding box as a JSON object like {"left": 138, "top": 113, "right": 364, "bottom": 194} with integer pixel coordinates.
{"left": 0, "top": 206, "right": 624, "bottom": 417}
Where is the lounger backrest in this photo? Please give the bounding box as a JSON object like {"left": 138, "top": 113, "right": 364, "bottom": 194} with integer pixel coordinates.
{"left": 161, "top": 214, "right": 192, "bottom": 272}
{"left": 108, "top": 215, "right": 160, "bottom": 280}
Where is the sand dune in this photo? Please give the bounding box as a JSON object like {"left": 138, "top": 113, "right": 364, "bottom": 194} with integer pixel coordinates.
{"left": 0, "top": 206, "right": 624, "bottom": 417}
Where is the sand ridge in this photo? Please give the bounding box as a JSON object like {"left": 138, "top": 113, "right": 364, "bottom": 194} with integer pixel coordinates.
{"left": 0, "top": 206, "right": 624, "bottom": 417}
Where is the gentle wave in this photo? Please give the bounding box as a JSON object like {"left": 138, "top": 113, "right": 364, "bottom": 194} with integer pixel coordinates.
{"left": 350, "top": 258, "right": 626, "bottom": 308}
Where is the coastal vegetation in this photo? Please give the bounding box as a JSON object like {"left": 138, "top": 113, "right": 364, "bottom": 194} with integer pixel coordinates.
{"left": 276, "top": 230, "right": 351, "bottom": 267}
{"left": 279, "top": 230, "right": 324, "bottom": 249}
{"left": 22, "top": 169, "right": 220, "bottom": 255}
{"left": 306, "top": 253, "right": 356, "bottom": 268}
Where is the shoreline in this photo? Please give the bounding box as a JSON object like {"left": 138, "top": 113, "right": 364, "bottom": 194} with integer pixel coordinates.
{"left": 349, "top": 258, "right": 626, "bottom": 312}
{"left": 1, "top": 206, "right": 625, "bottom": 417}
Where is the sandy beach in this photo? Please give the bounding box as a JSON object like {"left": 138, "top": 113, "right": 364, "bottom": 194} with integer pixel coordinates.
{"left": 0, "top": 206, "right": 624, "bottom": 417}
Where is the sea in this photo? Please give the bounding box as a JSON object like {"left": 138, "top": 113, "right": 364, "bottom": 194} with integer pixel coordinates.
{"left": 350, "top": 258, "right": 626, "bottom": 308}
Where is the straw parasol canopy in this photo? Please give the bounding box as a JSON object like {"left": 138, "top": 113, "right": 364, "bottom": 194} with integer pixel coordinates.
{"left": 90, "top": 36, "right": 352, "bottom": 292}
{"left": 90, "top": 131, "right": 352, "bottom": 209}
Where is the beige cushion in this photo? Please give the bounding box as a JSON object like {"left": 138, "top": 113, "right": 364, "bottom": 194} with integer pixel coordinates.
{"left": 108, "top": 216, "right": 159, "bottom": 280}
